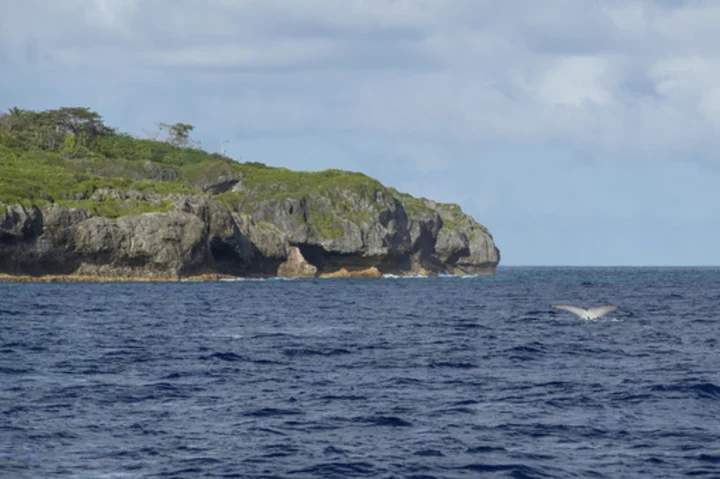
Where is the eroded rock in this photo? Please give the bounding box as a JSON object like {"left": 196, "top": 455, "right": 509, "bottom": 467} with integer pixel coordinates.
{"left": 277, "top": 246, "right": 317, "bottom": 278}
{"left": 0, "top": 185, "right": 499, "bottom": 278}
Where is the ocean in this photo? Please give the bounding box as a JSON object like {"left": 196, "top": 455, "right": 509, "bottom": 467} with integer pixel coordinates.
{"left": 1, "top": 267, "right": 719, "bottom": 478}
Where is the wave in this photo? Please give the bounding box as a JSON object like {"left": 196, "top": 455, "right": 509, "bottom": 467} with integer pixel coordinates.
{"left": 6, "top": 266, "right": 720, "bottom": 478}
{"left": 0, "top": 366, "right": 34, "bottom": 374}
{"left": 504, "top": 343, "right": 547, "bottom": 360}
{"left": 466, "top": 445, "right": 508, "bottom": 454}
{"left": 457, "top": 463, "right": 552, "bottom": 478}
{"left": 289, "top": 462, "right": 376, "bottom": 476}
{"left": 694, "top": 453, "right": 720, "bottom": 464}
{"left": 382, "top": 274, "right": 429, "bottom": 279}
{"left": 199, "top": 352, "right": 245, "bottom": 362}
{"left": 319, "top": 394, "right": 367, "bottom": 401}
{"left": 243, "top": 408, "right": 304, "bottom": 417}
{"left": 212, "top": 276, "right": 300, "bottom": 282}
{"left": 382, "top": 273, "right": 482, "bottom": 279}
{"left": 650, "top": 381, "right": 720, "bottom": 399}
{"left": 185, "top": 273, "right": 489, "bottom": 281}
{"left": 413, "top": 449, "right": 445, "bottom": 457}
{"left": 282, "top": 347, "right": 352, "bottom": 358}
{"left": 429, "top": 360, "right": 478, "bottom": 369}
{"left": 352, "top": 415, "right": 413, "bottom": 427}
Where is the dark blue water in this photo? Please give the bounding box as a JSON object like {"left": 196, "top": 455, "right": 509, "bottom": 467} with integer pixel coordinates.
{"left": 1, "top": 267, "right": 719, "bottom": 478}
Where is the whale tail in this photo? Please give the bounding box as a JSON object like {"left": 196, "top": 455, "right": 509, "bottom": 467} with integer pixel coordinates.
{"left": 550, "top": 304, "right": 619, "bottom": 320}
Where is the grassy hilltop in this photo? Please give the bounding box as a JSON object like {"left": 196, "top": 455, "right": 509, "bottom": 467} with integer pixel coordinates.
{"left": 0, "top": 107, "right": 442, "bottom": 227}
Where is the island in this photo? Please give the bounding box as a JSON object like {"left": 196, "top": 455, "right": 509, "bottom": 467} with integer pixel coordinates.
{"left": 0, "top": 107, "right": 500, "bottom": 281}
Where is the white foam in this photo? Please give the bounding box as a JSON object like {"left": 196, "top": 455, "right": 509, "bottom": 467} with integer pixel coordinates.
{"left": 193, "top": 274, "right": 485, "bottom": 281}
{"left": 382, "top": 274, "right": 430, "bottom": 279}
{"left": 219, "top": 276, "right": 300, "bottom": 282}
{"left": 382, "top": 273, "right": 485, "bottom": 280}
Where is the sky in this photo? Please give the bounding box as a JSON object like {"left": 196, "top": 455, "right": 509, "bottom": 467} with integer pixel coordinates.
{"left": 1, "top": 0, "right": 719, "bottom": 266}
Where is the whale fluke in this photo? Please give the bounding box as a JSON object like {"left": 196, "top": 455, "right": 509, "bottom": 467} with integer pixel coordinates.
{"left": 549, "top": 304, "right": 618, "bottom": 320}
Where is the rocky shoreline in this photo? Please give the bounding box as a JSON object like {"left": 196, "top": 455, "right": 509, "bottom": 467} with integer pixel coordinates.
{"left": 1, "top": 189, "right": 500, "bottom": 281}
{"left": 0, "top": 269, "right": 495, "bottom": 283}
{"left": 0, "top": 273, "right": 237, "bottom": 283}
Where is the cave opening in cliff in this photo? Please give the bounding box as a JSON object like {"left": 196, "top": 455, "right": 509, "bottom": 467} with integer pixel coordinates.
{"left": 443, "top": 247, "right": 471, "bottom": 269}
{"left": 295, "top": 244, "right": 330, "bottom": 269}
{"left": 210, "top": 238, "right": 246, "bottom": 275}
{"left": 295, "top": 243, "right": 381, "bottom": 273}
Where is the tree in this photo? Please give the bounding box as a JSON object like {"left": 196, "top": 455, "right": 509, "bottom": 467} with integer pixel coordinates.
{"left": 0, "top": 107, "right": 114, "bottom": 151}
{"left": 158, "top": 122, "right": 197, "bottom": 148}
{"left": 0, "top": 108, "right": 27, "bottom": 134}
{"left": 55, "top": 107, "right": 115, "bottom": 138}
{"left": 7, "top": 107, "right": 25, "bottom": 118}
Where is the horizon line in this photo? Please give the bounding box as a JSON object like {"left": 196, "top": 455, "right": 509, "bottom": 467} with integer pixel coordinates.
{"left": 497, "top": 264, "right": 720, "bottom": 268}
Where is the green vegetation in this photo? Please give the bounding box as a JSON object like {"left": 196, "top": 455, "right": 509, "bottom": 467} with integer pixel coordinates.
{"left": 0, "top": 107, "right": 113, "bottom": 152}
{"left": 392, "top": 189, "right": 436, "bottom": 217}
{"left": 225, "top": 167, "right": 385, "bottom": 203}
{"left": 436, "top": 203, "right": 466, "bottom": 230}
{"left": 306, "top": 207, "right": 345, "bottom": 241}
{"left": 0, "top": 144, "right": 195, "bottom": 208}
{"left": 0, "top": 106, "right": 455, "bottom": 236}
{"left": 0, "top": 107, "right": 232, "bottom": 214}
{"left": 94, "top": 134, "right": 224, "bottom": 167}
{"left": 58, "top": 199, "right": 175, "bottom": 219}
{"left": 436, "top": 202, "right": 489, "bottom": 237}
{"left": 157, "top": 122, "right": 196, "bottom": 148}
{"left": 216, "top": 167, "right": 391, "bottom": 240}
{"left": 180, "top": 160, "right": 243, "bottom": 189}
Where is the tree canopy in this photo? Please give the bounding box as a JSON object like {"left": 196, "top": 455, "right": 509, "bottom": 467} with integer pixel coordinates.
{"left": 158, "top": 122, "right": 196, "bottom": 149}
{"left": 0, "top": 107, "right": 114, "bottom": 152}
{"left": 0, "top": 107, "right": 211, "bottom": 165}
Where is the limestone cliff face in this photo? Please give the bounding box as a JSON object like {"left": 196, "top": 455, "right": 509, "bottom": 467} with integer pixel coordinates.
{"left": 434, "top": 203, "right": 501, "bottom": 274}
{"left": 0, "top": 184, "right": 499, "bottom": 279}
{"left": 1, "top": 204, "right": 212, "bottom": 278}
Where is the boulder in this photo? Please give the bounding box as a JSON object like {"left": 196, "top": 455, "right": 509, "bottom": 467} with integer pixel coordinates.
{"left": 277, "top": 246, "right": 317, "bottom": 278}
{"left": 318, "top": 266, "right": 383, "bottom": 279}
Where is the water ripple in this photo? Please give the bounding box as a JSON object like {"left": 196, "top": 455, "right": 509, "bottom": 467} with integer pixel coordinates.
{"left": 2, "top": 267, "right": 719, "bottom": 478}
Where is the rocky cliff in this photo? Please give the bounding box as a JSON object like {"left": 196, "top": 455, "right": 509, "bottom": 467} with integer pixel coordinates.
{"left": 0, "top": 186, "right": 500, "bottom": 279}
{"left": 0, "top": 107, "right": 500, "bottom": 280}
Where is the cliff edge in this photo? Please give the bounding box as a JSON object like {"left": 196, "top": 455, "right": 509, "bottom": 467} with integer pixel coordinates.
{"left": 0, "top": 107, "right": 499, "bottom": 280}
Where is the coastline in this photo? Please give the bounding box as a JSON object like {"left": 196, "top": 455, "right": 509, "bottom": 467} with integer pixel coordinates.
{"left": 1, "top": 107, "right": 500, "bottom": 287}
{"left": 0, "top": 273, "right": 238, "bottom": 283}
{"left": 0, "top": 268, "right": 495, "bottom": 283}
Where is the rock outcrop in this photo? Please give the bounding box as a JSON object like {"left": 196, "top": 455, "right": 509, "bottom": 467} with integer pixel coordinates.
{"left": 0, "top": 182, "right": 499, "bottom": 280}
{"left": 277, "top": 247, "right": 317, "bottom": 278}
{"left": 434, "top": 204, "right": 500, "bottom": 274}
{"left": 0, "top": 204, "right": 213, "bottom": 278}
{"left": 318, "top": 267, "right": 383, "bottom": 279}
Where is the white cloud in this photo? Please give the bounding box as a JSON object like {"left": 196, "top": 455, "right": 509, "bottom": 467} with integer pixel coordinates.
{"left": 138, "top": 39, "right": 339, "bottom": 68}
{"left": 650, "top": 56, "right": 716, "bottom": 96}
{"left": 652, "top": 2, "right": 720, "bottom": 43}
{"left": 535, "top": 56, "right": 614, "bottom": 107}
{"left": 3, "top": 0, "right": 720, "bottom": 155}
{"left": 606, "top": 3, "right": 648, "bottom": 34}
{"left": 649, "top": 55, "right": 720, "bottom": 129}
{"left": 84, "top": 0, "right": 140, "bottom": 37}
{"left": 699, "top": 86, "right": 720, "bottom": 129}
